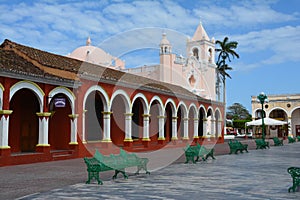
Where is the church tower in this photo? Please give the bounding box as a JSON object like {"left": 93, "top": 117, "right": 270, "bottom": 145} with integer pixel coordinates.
{"left": 184, "top": 22, "right": 217, "bottom": 100}
{"left": 186, "top": 21, "right": 215, "bottom": 63}
{"left": 159, "top": 33, "right": 173, "bottom": 82}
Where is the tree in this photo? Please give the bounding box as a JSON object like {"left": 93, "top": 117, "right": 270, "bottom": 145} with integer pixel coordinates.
{"left": 215, "top": 37, "right": 240, "bottom": 133}
{"left": 227, "top": 103, "right": 251, "bottom": 120}
{"left": 215, "top": 37, "right": 240, "bottom": 103}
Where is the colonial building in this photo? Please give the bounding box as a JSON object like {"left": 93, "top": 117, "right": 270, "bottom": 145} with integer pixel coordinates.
{"left": 0, "top": 24, "right": 224, "bottom": 166}
{"left": 251, "top": 94, "right": 300, "bottom": 138}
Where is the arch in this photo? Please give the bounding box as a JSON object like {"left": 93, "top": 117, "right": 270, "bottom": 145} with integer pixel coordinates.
{"left": 268, "top": 107, "right": 288, "bottom": 118}
{"left": 206, "top": 106, "right": 214, "bottom": 118}
{"left": 177, "top": 101, "right": 188, "bottom": 138}
{"left": 214, "top": 107, "right": 223, "bottom": 121}
{"left": 131, "top": 94, "right": 149, "bottom": 141}
{"left": 83, "top": 85, "right": 109, "bottom": 112}
{"left": 0, "top": 83, "right": 4, "bottom": 110}
{"left": 149, "top": 96, "right": 164, "bottom": 116}
{"left": 291, "top": 106, "right": 300, "bottom": 116}
{"left": 48, "top": 92, "right": 72, "bottom": 150}
{"left": 192, "top": 47, "right": 199, "bottom": 60}
{"left": 164, "top": 99, "right": 176, "bottom": 142}
{"left": 198, "top": 106, "right": 206, "bottom": 137}
{"left": 110, "top": 89, "right": 131, "bottom": 146}
{"left": 110, "top": 89, "right": 131, "bottom": 113}
{"left": 49, "top": 86, "right": 76, "bottom": 114}
{"left": 291, "top": 108, "right": 300, "bottom": 137}
{"left": 149, "top": 96, "right": 164, "bottom": 142}
{"left": 132, "top": 93, "right": 149, "bottom": 114}
{"left": 253, "top": 108, "right": 266, "bottom": 119}
{"left": 176, "top": 101, "right": 188, "bottom": 118}
{"left": 214, "top": 108, "right": 222, "bottom": 137}
{"left": 188, "top": 103, "right": 198, "bottom": 119}
{"left": 82, "top": 85, "right": 110, "bottom": 142}
{"left": 9, "top": 88, "right": 39, "bottom": 152}
{"left": 164, "top": 98, "right": 176, "bottom": 117}
{"left": 199, "top": 105, "right": 207, "bottom": 117}
{"left": 10, "top": 81, "right": 44, "bottom": 112}
{"left": 188, "top": 103, "right": 198, "bottom": 139}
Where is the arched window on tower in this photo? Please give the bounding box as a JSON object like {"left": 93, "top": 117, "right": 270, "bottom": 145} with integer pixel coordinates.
{"left": 208, "top": 48, "right": 212, "bottom": 63}
{"left": 165, "top": 46, "right": 168, "bottom": 53}
{"left": 193, "top": 48, "right": 199, "bottom": 60}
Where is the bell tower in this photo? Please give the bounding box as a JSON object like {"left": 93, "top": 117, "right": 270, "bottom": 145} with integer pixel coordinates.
{"left": 159, "top": 33, "right": 173, "bottom": 82}
{"left": 186, "top": 21, "right": 215, "bottom": 64}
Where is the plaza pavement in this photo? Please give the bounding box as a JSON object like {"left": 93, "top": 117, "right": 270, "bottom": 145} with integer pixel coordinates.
{"left": 1, "top": 139, "right": 300, "bottom": 199}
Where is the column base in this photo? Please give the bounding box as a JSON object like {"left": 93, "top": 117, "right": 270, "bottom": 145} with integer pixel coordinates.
{"left": 142, "top": 139, "right": 150, "bottom": 148}
{"left": 193, "top": 137, "right": 199, "bottom": 144}
{"left": 158, "top": 137, "right": 165, "bottom": 145}
{"left": 0, "top": 146, "right": 11, "bottom": 156}
{"left": 36, "top": 144, "right": 50, "bottom": 154}
{"left": 124, "top": 140, "right": 133, "bottom": 148}
{"left": 69, "top": 142, "right": 79, "bottom": 151}
{"left": 101, "top": 140, "right": 112, "bottom": 148}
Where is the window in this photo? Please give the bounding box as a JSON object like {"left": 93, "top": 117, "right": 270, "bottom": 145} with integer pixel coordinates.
{"left": 193, "top": 48, "right": 199, "bottom": 60}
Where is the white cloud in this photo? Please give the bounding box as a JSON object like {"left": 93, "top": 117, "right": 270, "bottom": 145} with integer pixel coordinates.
{"left": 232, "top": 25, "right": 300, "bottom": 71}
{"left": 0, "top": 0, "right": 299, "bottom": 69}
{"left": 193, "top": 0, "right": 298, "bottom": 29}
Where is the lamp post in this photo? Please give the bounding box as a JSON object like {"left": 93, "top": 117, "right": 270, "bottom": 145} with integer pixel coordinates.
{"left": 257, "top": 92, "right": 268, "bottom": 140}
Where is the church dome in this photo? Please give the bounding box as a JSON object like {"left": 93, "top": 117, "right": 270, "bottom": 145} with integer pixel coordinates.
{"left": 68, "top": 37, "right": 114, "bottom": 67}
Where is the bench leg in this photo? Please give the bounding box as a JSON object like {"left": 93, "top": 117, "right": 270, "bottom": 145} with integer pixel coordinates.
{"left": 113, "top": 169, "right": 128, "bottom": 180}
{"left": 136, "top": 164, "right": 150, "bottom": 175}
{"left": 86, "top": 171, "right": 103, "bottom": 185}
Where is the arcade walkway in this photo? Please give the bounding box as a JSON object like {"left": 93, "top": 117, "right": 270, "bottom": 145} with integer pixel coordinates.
{"left": 1, "top": 139, "right": 300, "bottom": 199}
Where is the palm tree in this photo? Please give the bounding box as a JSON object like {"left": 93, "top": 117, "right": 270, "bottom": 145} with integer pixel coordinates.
{"left": 215, "top": 37, "right": 239, "bottom": 134}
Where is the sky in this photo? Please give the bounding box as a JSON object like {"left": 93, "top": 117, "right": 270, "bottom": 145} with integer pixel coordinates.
{"left": 1, "top": 0, "right": 299, "bottom": 112}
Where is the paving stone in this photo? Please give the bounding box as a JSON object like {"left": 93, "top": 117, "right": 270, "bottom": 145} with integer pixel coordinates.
{"left": 15, "top": 141, "right": 300, "bottom": 200}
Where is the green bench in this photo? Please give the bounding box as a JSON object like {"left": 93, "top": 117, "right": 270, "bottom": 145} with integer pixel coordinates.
{"left": 297, "top": 136, "right": 300, "bottom": 142}
{"left": 184, "top": 142, "right": 215, "bottom": 163}
{"left": 272, "top": 137, "right": 283, "bottom": 146}
{"left": 84, "top": 149, "right": 150, "bottom": 185}
{"left": 287, "top": 167, "right": 300, "bottom": 192}
{"left": 288, "top": 136, "right": 296, "bottom": 143}
{"left": 255, "top": 139, "right": 270, "bottom": 149}
{"left": 228, "top": 139, "right": 248, "bottom": 154}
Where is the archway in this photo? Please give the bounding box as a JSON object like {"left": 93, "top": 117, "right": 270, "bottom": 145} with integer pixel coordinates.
{"left": 84, "top": 91, "right": 104, "bottom": 141}
{"left": 215, "top": 109, "right": 221, "bottom": 138}
{"left": 198, "top": 107, "right": 205, "bottom": 137}
{"left": 188, "top": 105, "right": 197, "bottom": 140}
{"left": 9, "top": 88, "right": 39, "bottom": 152}
{"left": 132, "top": 98, "right": 144, "bottom": 141}
{"left": 177, "top": 104, "right": 187, "bottom": 139}
{"left": 291, "top": 108, "right": 300, "bottom": 137}
{"left": 207, "top": 108, "right": 213, "bottom": 136}
{"left": 269, "top": 108, "right": 288, "bottom": 138}
{"left": 111, "top": 94, "right": 127, "bottom": 147}
{"left": 49, "top": 93, "right": 71, "bottom": 150}
{"left": 164, "top": 102, "right": 173, "bottom": 142}
{"left": 149, "top": 100, "right": 161, "bottom": 143}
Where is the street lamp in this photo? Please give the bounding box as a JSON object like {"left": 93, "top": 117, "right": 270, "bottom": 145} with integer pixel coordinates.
{"left": 257, "top": 92, "right": 269, "bottom": 140}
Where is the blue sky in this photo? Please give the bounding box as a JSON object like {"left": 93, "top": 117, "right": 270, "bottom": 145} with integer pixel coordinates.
{"left": 1, "top": 0, "right": 299, "bottom": 112}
